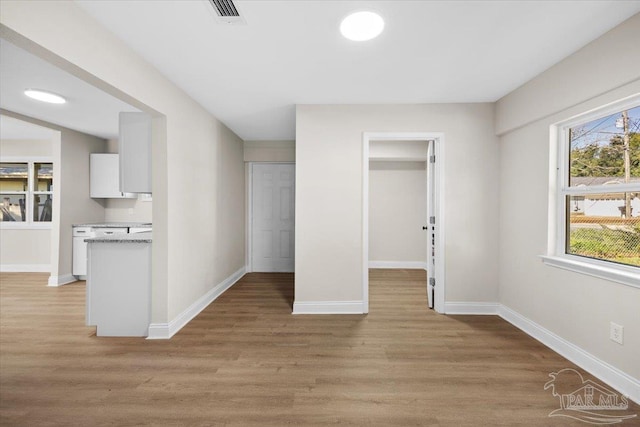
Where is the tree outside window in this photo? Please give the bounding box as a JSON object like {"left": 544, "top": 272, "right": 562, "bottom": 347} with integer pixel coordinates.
{"left": 567, "top": 105, "right": 640, "bottom": 267}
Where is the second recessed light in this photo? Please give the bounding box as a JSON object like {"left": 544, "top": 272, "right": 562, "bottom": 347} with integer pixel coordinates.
{"left": 340, "top": 11, "right": 385, "bottom": 42}
{"left": 24, "top": 89, "right": 67, "bottom": 104}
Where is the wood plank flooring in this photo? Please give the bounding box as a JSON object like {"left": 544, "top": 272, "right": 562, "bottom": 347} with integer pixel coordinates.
{"left": 1, "top": 270, "right": 638, "bottom": 426}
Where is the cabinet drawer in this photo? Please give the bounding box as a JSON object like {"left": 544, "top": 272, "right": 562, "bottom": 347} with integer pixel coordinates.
{"left": 73, "top": 227, "right": 92, "bottom": 237}
{"left": 93, "top": 227, "right": 128, "bottom": 236}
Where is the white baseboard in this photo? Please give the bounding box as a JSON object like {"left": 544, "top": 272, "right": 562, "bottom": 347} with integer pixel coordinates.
{"left": 368, "top": 261, "right": 428, "bottom": 270}
{"left": 47, "top": 274, "right": 77, "bottom": 287}
{"left": 499, "top": 304, "right": 640, "bottom": 404}
{"left": 147, "top": 266, "right": 246, "bottom": 340}
{"left": 292, "top": 300, "right": 365, "bottom": 314}
{"left": 444, "top": 301, "right": 500, "bottom": 315}
{"left": 1, "top": 264, "right": 50, "bottom": 273}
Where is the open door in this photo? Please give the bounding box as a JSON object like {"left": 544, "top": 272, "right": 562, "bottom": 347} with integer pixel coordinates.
{"left": 363, "top": 132, "right": 445, "bottom": 314}
{"left": 426, "top": 140, "right": 436, "bottom": 309}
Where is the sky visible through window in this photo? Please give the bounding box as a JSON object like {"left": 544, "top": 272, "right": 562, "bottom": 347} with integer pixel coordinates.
{"left": 570, "top": 105, "right": 640, "bottom": 181}
{"left": 570, "top": 105, "right": 640, "bottom": 149}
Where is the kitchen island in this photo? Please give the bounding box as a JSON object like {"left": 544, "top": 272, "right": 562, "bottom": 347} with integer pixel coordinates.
{"left": 86, "top": 232, "right": 152, "bottom": 337}
{"left": 72, "top": 222, "right": 152, "bottom": 279}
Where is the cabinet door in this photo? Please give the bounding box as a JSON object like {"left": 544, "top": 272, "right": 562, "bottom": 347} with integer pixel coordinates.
{"left": 72, "top": 236, "right": 87, "bottom": 276}
{"left": 90, "top": 154, "right": 135, "bottom": 198}
{"left": 119, "top": 112, "right": 152, "bottom": 193}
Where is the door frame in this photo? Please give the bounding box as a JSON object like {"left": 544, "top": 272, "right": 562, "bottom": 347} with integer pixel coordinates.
{"left": 362, "top": 132, "right": 446, "bottom": 313}
{"left": 246, "top": 161, "right": 296, "bottom": 273}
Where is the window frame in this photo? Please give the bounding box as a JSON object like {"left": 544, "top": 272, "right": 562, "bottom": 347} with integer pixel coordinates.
{"left": 0, "top": 157, "right": 53, "bottom": 230}
{"left": 542, "top": 95, "right": 640, "bottom": 289}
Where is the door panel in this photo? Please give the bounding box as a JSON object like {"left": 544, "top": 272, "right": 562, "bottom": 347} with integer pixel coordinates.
{"left": 252, "top": 164, "right": 295, "bottom": 272}
{"left": 427, "top": 141, "right": 435, "bottom": 309}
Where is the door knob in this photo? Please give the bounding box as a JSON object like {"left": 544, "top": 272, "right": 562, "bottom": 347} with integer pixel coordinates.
{"left": 422, "top": 226, "right": 428, "bottom": 230}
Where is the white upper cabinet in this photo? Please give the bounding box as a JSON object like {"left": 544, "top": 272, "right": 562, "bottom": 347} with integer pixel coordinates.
{"left": 119, "top": 112, "right": 152, "bottom": 194}
{"left": 90, "top": 153, "right": 135, "bottom": 199}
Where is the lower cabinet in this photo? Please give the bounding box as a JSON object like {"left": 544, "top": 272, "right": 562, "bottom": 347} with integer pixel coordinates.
{"left": 86, "top": 240, "right": 151, "bottom": 337}
{"left": 72, "top": 226, "right": 128, "bottom": 278}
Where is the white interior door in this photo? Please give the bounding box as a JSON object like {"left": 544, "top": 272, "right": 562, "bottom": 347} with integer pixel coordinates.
{"left": 251, "top": 163, "right": 295, "bottom": 272}
{"left": 426, "top": 140, "right": 436, "bottom": 309}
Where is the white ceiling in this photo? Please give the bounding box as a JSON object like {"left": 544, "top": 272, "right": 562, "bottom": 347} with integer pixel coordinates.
{"left": 0, "top": 38, "right": 138, "bottom": 140}
{"left": 75, "top": 0, "right": 640, "bottom": 141}
{"left": 1, "top": 2, "right": 639, "bottom": 142}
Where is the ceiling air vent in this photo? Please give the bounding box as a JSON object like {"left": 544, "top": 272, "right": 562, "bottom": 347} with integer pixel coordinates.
{"left": 208, "top": 0, "right": 246, "bottom": 25}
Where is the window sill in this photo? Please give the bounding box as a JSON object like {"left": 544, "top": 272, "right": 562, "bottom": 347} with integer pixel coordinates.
{"left": 0, "top": 223, "right": 52, "bottom": 230}
{"left": 540, "top": 255, "right": 640, "bottom": 289}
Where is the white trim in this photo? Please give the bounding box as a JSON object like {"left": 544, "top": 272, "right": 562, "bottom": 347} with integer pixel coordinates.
{"left": 0, "top": 157, "right": 54, "bottom": 226}
{"left": 541, "top": 255, "right": 640, "bottom": 288}
{"left": 499, "top": 304, "right": 640, "bottom": 404}
{"left": 549, "top": 96, "right": 640, "bottom": 283}
{"left": 47, "top": 273, "right": 76, "bottom": 286}
{"left": 553, "top": 94, "right": 640, "bottom": 130}
{"left": 0, "top": 264, "right": 50, "bottom": 272}
{"left": 369, "top": 156, "right": 430, "bottom": 162}
{"left": 368, "top": 261, "right": 427, "bottom": 270}
{"left": 433, "top": 137, "right": 446, "bottom": 313}
{"left": 0, "top": 223, "right": 52, "bottom": 230}
{"left": 245, "top": 163, "right": 253, "bottom": 272}
{"left": 444, "top": 302, "right": 500, "bottom": 315}
{"left": 292, "top": 300, "right": 365, "bottom": 315}
{"left": 562, "top": 183, "right": 640, "bottom": 195}
{"left": 362, "top": 132, "right": 446, "bottom": 314}
{"left": 147, "top": 266, "right": 246, "bottom": 339}
{"left": 362, "top": 135, "right": 370, "bottom": 313}
{"left": 0, "top": 156, "right": 53, "bottom": 163}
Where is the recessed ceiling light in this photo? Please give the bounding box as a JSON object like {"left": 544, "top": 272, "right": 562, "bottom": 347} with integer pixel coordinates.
{"left": 340, "top": 11, "right": 385, "bottom": 41}
{"left": 24, "top": 89, "right": 67, "bottom": 104}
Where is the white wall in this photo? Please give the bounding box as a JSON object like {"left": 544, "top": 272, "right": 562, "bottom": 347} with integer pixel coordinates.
{"left": 0, "top": 139, "right": 51, "bottom": 156}
{"left": 0, "top": 230, "right": 50, "bottom": 270}
{"left": 0, "top": 138, "right": 53, "bottom": 271}
{"left": 369, "top": 161, "right": 427, "bottom": 265}
{"left": 0, "top": 117, "right": 107, "bottom": 279}
{"left": 53, "top": 127, "right": 108, "bottom": 281}
{"left": 295, "top": 103, "right": 499, "bottom": 304}
{"left": 216, "top": 125, "right": 245, "bottom": 282}
{"left": 244, "top": 140, "right": 295, "bottom": 162}
{"left": 496, "top": 14, "right": 640, "bottom": 136}
{"left": 103, "top": 198, "right": 152, "bottom": 223}
{"left": 0, "top": 0, "right": 246, "bottom": 324}
{"left": 496, "top": 14, "right": 640, "bottom": 380}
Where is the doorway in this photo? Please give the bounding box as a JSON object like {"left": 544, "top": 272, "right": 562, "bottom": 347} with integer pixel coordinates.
{"left": 248, "top": 163, "right": 295, "bottom": 272}
{"left": 362, "top": 132, "right": 445, "bottom": 313}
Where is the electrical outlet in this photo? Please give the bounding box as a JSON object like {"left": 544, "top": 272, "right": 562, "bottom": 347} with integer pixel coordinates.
{"left": 610, "top": 322, "right": 624, "bottom": 345}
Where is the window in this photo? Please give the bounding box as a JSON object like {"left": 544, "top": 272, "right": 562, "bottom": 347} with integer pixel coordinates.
{"left": 545, "top": 97, "right": 640, "bottom": 287}
{"left": 0, "top": 161, "right": 53, "bottom": 224}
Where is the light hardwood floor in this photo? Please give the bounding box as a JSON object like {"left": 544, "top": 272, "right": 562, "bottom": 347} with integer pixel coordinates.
{"left": 1, "top": 270, "right": 638, "bottom": 426}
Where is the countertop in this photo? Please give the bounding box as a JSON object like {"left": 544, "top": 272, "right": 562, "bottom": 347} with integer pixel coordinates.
{"left": 85, "top": 232, "right": 152, "bottom": 244}
{"left": 73, "top": 222, "right": 152, "bottom": 228}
